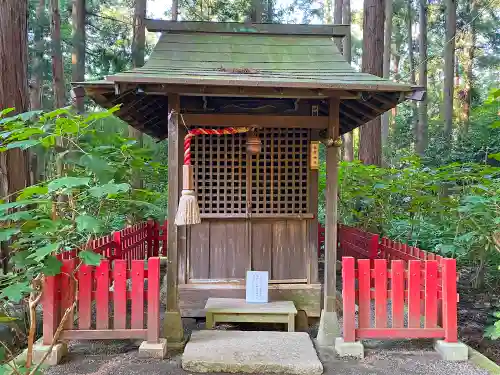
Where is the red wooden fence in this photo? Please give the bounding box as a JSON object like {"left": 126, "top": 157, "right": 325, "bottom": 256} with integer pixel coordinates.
{"left": 58, "top": 219, "right": 168, "bottom": 263}
{"left": 338, "top": 224, "right": 379, "bottom": 260}
{"left": 341, "top": 257, "right": 459, "bottom": 342}
{"left": 43, "top": 257, "right": 162, "bottom": 343}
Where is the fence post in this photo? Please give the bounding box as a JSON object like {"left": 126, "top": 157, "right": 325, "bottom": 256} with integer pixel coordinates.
{"left": 147, "top": 219, "right": 154, "bottom": 258}
{"left": 147, "top": 257, "right": 161, "bottom": 343}
{"left": 113, "top": 231, "right": 122, "bottom": 261}
{"left": 42, "top": 275, "right": 59, "bottom": 345}
{"left": 369, "top": 234, "right": 379, "bottom": 259}
{"left": 442, "top": 258, "right": 458, "bottom": 343}
{"left": 159, "top": 220, "right": 165, "bottom": 256}
{"left": 342, "top": 257, "right": 356, "bottom": 342}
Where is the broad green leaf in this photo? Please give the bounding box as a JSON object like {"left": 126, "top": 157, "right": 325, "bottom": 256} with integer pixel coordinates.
{"left": 27, "top": 242, "right": 61, "bottom": 261}
{"left": 89, "top": 182, "right": 130, "bottom": 198}
{"left": 42, "top": 107, "right": 71, "bottom": 120}
{"left": 0, "top": 313, "right": 19, "bottom": 324}
{"left": 490, "top": 120, "right": 500, "bottom": 129}
{"left": 2, "top": 139, "right": 40, "bottom": 150}
{"left": 436, "top": 244, "right": 457, "bottom": 255}
{"left": 456, "top": 232, "right": 476, "bottom": 243}
{"left": 488, "top": 153, "right": 500, "bottom": 161}
{"left": 0, "top": 228, "right": 20, "bottom": 242}
{"left": 42, "top": 256, "right": 62, "bottom": 276}
{"left": 79, "top": 154, "right": 115, "bottom": 182}
{"left": 0, "top": 281, "right": 31, "bottom": 302}
{"left": 84, "top": 110, "right": 114, "bottom": 124}
{"left": 76, "top": 215, "right": 102, "bottom": 233}
{"left": 0, "top": 364, "right": 9, "bottom": 375}
{"left": 17, "top": 185, "right": 48, "bottom": 200}
{"left": 0, "top": 108, "right": 15, "bottom": 118}
{"left": 48, "top": 177, "right": 90, "bottom": 192}
{"left": 0, "top": 199, "right": 49, "bottom": 211}
{"left": 0, "top": 346, "right": 5, "bottom": 361}
{"left": 40, "top": 135, "right": 56, "bottom": 148}
{"left": 79, "top": 250, "right": 102, "bottom": 266}
{"left": 11, "top": 251, "right": 37, "bottom": 267}
{"left": 0, "top": 110, "right": 42, "bottom": 124}
{"left": 0, "top": 210, "right": 34, "bottom": 222}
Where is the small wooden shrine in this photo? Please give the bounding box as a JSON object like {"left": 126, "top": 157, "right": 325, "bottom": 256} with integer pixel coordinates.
{"left": 79, "top": 20, "right": 417, "bottom": 346}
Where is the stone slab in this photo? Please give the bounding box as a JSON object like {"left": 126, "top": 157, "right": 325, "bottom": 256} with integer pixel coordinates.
{"left": 434, "top": 340, "right": 469, "bottom": 361}
{"left": 205, "top": 298, "right": 297, "bottom": 314}
{"left": 316, "top": 309, "right": 340, "bottom": 346}
{"left": 32, "top": 342, "right": 68, "bottom": 366}
{"left": 138, "top": 339, "right": 167, "bottom": 359}
{"left": 182, "top": 330, "right": 323, "bottom": 375}
{"left": 335, "top": 337, "right": 365, "bottom": 359}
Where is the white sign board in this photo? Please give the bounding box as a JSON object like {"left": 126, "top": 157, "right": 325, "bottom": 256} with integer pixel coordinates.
{"left": 245, "top": 271, "right": 268, "bottom": 303}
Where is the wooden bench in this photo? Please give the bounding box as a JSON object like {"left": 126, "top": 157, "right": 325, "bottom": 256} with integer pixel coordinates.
{"left": 205, "top": 298, "right": 298, "bottom": 332}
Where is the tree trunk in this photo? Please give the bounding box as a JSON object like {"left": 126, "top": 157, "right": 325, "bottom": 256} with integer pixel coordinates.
{"left": 342, "top": 0, "right": 351, "bottom": 64}
{"left": 50, "top": 0, "right": 66, "bottom": 108}
{"left": 462, "top": 0, "right": 477, "bottom": 133}
{"left": 252, "top": 0, "right": 263, "bottom": 22}
{"left": 171, "top": 0, "right": 179, "bottom": 20}
{"left": 31, "top": 0, "right": 45, "bottom": 110}
{"left": 359, "top": 0, "right": 384, "bottom": 166}
{"left": 334, "top": 0, "right": 343, "bottom": 52}
{"left": 324, "top": 0, "right": 333, "bottom": 23}
{"left": 132, "top": 0, "right": 146, "bottom": 68}
{"left": 407, "top": 0, "right": 417, "bottom": 140}
{"left": 130, "top": 0, "right": 146, "bottom": 190}
{"left": 0, "top": 0, "right": 31, "bottom": 272}
{"left": 381, "top": 0, "right": 393, "bottom": 145}
{"left": 391, "top": 35, "right": 402, "bottom": 127}
{"left": 267, "top": 0, "right": 273, "bottom": 22}
{"left": 443, "top": 0, "right": 456, "bottom": 142}
{"left": 415, "top": 0, "right": 428, "bottom": 155}
{"left": 342, "top": 0, "right": 354, "bottom": 161}
{"left": 72, "top": 0, "right": 86, "bottom": 113}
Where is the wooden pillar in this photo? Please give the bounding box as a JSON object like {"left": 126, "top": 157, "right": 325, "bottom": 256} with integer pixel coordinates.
{"left": 324, "top": 97, "right": 340, "bottom": 313}
{"left": 163, "top": 93, "right": 185, "bottom": 346}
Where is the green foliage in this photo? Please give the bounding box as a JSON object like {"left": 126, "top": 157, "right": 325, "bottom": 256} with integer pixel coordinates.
{"left": 0, "top": 107, "right": 166, "bottom": 306}
{"left": 485, "top": 312, "right": 500, "bottom": 340}
{"left": 320, "top": 157, "right": 500, "bottom": 290}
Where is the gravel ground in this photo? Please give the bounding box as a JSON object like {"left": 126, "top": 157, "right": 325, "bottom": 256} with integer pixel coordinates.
{"left": 42, "top": 317, "right": 492, "bottom": 375}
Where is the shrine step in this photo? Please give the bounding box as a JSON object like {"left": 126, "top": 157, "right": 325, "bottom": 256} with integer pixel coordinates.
{"left": 204, "top": 298, "right": 297, "bottom": 331}
{"left": 182, "top": 330, "right": 323, "bottom": 375}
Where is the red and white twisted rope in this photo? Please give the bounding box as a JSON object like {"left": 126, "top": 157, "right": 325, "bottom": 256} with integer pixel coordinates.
{"left": 183, "top": 127, "right": 251, "bottom": 165}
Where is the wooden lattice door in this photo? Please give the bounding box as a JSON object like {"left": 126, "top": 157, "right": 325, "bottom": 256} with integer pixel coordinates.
{"left": 188, "top": 128, "right": 312, "bottom": 282}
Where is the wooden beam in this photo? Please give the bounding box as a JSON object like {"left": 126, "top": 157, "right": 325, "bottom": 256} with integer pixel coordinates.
{"left": 341, "top": 99, "right": 383, "bottom": 117}
{"left": 309, "top": 129, "right": 320, "bottom": 284}
{"left": 339, "top": 104, "right": 365, "bottom": 124}
{"left": 142, "top": 83, "right": 359, "bottom": 99}
{"left": 60, "top": 329, "right": 147, "bottom": 340}
{"left": 324, "top": 97, "right": 340, "bottom": 313}
{"left": 167, "top": 93, "right": 180, "bottom": 312}
{"left": 145, "top": 19, "right": 350, "bottom": 37}
{"left": 178, "top": 123, "right": 187, "bottom": 285}
{"left": 181, "top": 114, "right": 328, "bottom": 129}
{"left": 199, "top": 213, "right": 314, "bottom": 219}
{"left": 372, "top": 93, "right": 398, "bottom": 106}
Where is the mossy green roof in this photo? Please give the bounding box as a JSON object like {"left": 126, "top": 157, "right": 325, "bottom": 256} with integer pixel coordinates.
{"left": 79, "top": 21, "right": 418, "bottom": 139}
{"left": 107, "top": 31, "right": 410, "bottom": 92}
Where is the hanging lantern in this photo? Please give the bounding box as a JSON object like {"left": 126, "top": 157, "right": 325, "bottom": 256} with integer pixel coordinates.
{"left": 246, "top": 130, "right": 261, "bottom": 155}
